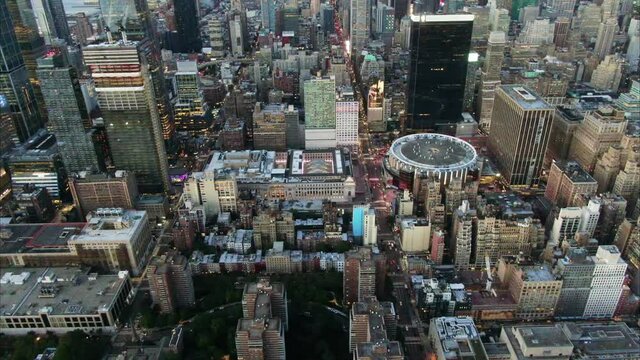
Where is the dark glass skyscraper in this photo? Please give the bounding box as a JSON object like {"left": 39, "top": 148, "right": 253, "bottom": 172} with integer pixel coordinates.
{"left": 407, "top": 14, "right": 474, "bottom": 132}
{"left": 0, "top": 0, "right": 43, "bottom": 142}
{"left": 47, "top": 0, "right": 72, "bottom": 44}
{"left": 100, "top": 0, "right": 151, "bottom": 38}
{"left": 174, "top": 0, "right": 202, "bottom": 53}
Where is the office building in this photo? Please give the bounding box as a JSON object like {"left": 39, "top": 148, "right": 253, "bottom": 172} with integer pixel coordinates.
{"left": 304, "top": 76, "right": 336, "bottom": 149}
{"left": 335, "top": 86, "right": 358, "bottom": 147}
{"left": 547, "top": 0, "right": 578, "bottom": 18}
{"left": 568, "top": 106, "right": 626, "bottom": 171}
{"left": 554, "top": 247, "right": 596, "bottom": 318}
{"left": 5, "top": 131, "right": 65, "bottom": 199}
{"left": 352, "top": 204, "right": 370, "bottom": 238}
{"left": 407, "top": 14, "right": 474, "bottom": 132}
{"left": 615, "top": 80, "right": 640, "bottom": 121}
{"left": 260, "top": 0, "right": 277, "bottom": 32}
{"left": 549, "top": 200, "right": 601, "bottom": 247}
{"left": 174, "top": 60, "right": 206, "bottom": 133}
{"left": 583, "top": 245, "right": 627, "bottom": 318}
{"left": 545, "top": 161, "right": 598, "bottom": 208}
{"left": 236, "top": 279, "right": 288, "bottom": 360}
{"left": 367, "top": 81, "right": 386, "bottom": 132}
{"left": 518, "top": 18, "right": 554, "bottom": 45}
{"left": 590, "top": 55, "right": 626, "bottom": 92}
{"left": 37, "top": 50, "right": 98, "bottom": 173}
{"left": 488, "top": 86, "right": 554, "bottom": 187}
{"left": 478, "top": 31, "right": 506, "bottom": 132}
{"left": 0, "top": 209, "right": 153, "bottom": 275}
{"left": 47, "top": 0, "right": 71, "bottom": 43}
{"left": 83, "top": 41, "right": 169, "bottom": 193}
{"left": 99, "top": 0, "right": 150, "bottom": 39}
{"left": 229, "top": 15, "right": 244, "bottom": 57}
{"left": 0, "top": 267, "right": 132, "bottom": 334}
{"left": 350, "top": 0, "right": 371, "bottom": 53}
{"left": 562, "top": 322, "right": 640, "bottom": 359}
{"left": 147, "top": 250, "right": 195, "bottom": 313}
{"left": 69, "top": 171, "right": 138, "bottom": 217}
{"left": 498, "top": 258, "right": 562, "bottom": 320}
{"left": 253, "top": 103, "right": 287, "bottom": 151}
{"left": 553, "top": 17, "right": 570, "bottom": 47}
{"left": 174, "top": 0, "right": 201, "bottom": 53}
{"left": 474, "top": 215, "right": 541, "bottom": 267}
{"left": 612, "top": 153, "right": 640, "bottom": 206}
{"left": 429, "top": 317, "right": 488, "bottom": 360}
{"left": 349, "top": 297, "right": 398, "bottom": 353}
{"left": 253, "top": 211, "right": 295, "bottom": 250}
{"left": 547, "top": 106, "right": 582, "bottom": 162}
{"left": 0, "top": 0, "right": 43, "bottom": 142}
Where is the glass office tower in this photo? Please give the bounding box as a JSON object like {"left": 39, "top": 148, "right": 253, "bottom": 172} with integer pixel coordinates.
{"left": 407, "top": 14, "right": 474, "bottom": 132}
{"left": 0, "top": 0, "right": 43, "bottom": 142}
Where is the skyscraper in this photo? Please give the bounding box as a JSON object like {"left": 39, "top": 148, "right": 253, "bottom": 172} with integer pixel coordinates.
{"left": 147, "top": 250, "right": 195, "bottom": 313}
{"left": 594, "top": 18, "right": 618, "bottom": 60}
{"left": 174, "top": 60, "right": 205, "bottom": 133}
{"left": 100, "top": 0, "right": 150, "bottom": 38}
{"left": 174, "top": 0, "right": 201, "bottom": 53}
{"left": 83, "top": 41, "right": 169, "bottom": 193}
{"left": 488, "top": 85, "right": 554, "bottom": 187}
{"left": 335, "top": 86, "right": 359, "bottom": 147}
{"left": 260, "top": 0, "right": 277, "bottom": 32}
{"left": 304, "top": 76, "right": 336, "bottom": 149}
{"left": 47, "top": 0, "right": 72, "bottom": 44}
{"left": 0, "top": 0, "right": 43, "bottom": 142}
{"left": 407, "top": 14, "right": 474, "bottom": 132}
{"left": 478, "top": 31, "right": 506, "bottom": 132}
{"left": 350, "top": 0, "right": 371, "bottom": 53}
{"left": 37, "top": 50, "right": 99, "bottom": 173}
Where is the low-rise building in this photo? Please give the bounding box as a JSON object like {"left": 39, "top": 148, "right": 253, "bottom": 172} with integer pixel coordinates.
{"left": 500, "top": 324, "right": 573, "bottom": 359}
{"left": 0, "top": 267, "right": 132, "bottom": 334}
{"left": 428, "top": 317, "right": 488, "bottom": 360}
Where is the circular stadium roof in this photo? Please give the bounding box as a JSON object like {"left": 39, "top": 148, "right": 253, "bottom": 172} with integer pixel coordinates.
{"left": 386, "top": 133, "right": 477, "bottom": 174}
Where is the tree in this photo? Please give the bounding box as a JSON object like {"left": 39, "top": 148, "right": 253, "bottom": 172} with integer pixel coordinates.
{"left": 53, "top": 331, "right": 107, "bottom": 360}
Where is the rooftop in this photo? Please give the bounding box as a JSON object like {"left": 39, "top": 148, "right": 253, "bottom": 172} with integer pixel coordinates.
{"left": 355, "top": 340, "right": 404, "bottom": 359}
{"left": 522, "top": 265, "right": 557, "bottom": 282}
{"left": 0, "top": 223, "right": 85, "bottom": 254}
{"left": 514, "top": 325, "right": 573, "bottom": 348}
{"left": 500, "top": 85, "right": 553, "bottom": 110}
{"left": 431, "top": 317, "right": 488, "bottom": 360}
{"left": 554, "top": 160, "right": 596, "bottom": 184}
{"left": 562, "top": 322, "right": 640, "bottom": 358}
{"left": 0, "top": 267, "right": 129, "bottom": 317}
{"left": 387, "top": 133, "right": 477, "bottom": 172}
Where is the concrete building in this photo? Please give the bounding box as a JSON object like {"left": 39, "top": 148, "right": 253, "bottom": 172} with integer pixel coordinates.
{"left": 400, "top": 217, "right": 431, "bottom": 252}
{"left": 253, "top": 103, "right": 287, "bottom": 151}
{"left": 451, "top": 201, "right": 476, "bottom": 269}
{"left": 612, "top": 152, "right": 640, "bottom": 207}
{"left": 253, "top": 211, "right": 295, "bottom": 249}
{"left": 173, "top": 60, "right": 205, "bottom": 133}
{"left": 615, "top": 80, "right": 640, "bottom": 121}
{"left": 147, "top": 250, "right": 195, "bottom": 313}
{"left": 478, "top": 31, "right": 506, "bottom": 133}
{"left": 344, "top": 248, "right": 380, "bottom": 305}
{"left": 500, "top": 324, "right": 573, "bottom": 359}
{"left": 590, "top": 55, "right": 626, "bottom": 91}
{"left": 349, "top": 297, "right": 399, "bottom": 353}
{"left": 265, "top": 242, "right": 292, "bottom": 274}
{"left": 549, "top": 200, "right": 601, "bottom": 247}
{"left": 69, "top": 171, "right": 139, "bottom": 217}
{"left": 0, "top": 267, "right": 132, "bottom": 334}
{"left": 582, "top": 245, "right": 627, "bottom": 318}
{"left": 568, "top": 106, "right": 626, "bottom": 171}
{"left": 229, "top": 15, "right": 244, "bottom": 57}
{"left": 397, "top": 190, "right": 414, "bottom": 216}
{"left": 488, "top": 86, "right": 554, "bottom": 187}
{"left": 428, "top": 317, "right": 488, "bottom": 360}
{"left": 350, "top": 0, "right": 370, "bottom": 53}
{"left": 547, "top": 107, "right": 583, "bottom": 163}
{"left": 593, "top": 18, "right": 618, "bottom": 60}
{"left": 236, "top": 279, "right": 288, "bottom": 360}
{"left": 554, "top": 247, "right": 596, "bottom": 318}
{"left": 335, "top": 86, "right": 358, "bottom": 147}
{"left": 304, "top": 76, "right": 336, "bottom": 149}
{"left": 498, "top": 258, "right": 562, "bottom": 320}
{"left": 363, "top": 208, "right": 377, "bottom": 246}
{"left": 545, "top": 160, "right": 598, "bottom": 207}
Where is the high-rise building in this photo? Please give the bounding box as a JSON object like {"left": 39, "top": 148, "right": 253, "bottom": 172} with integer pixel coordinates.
{"left": 32, "top": 0, "right": 71, "bottom": 44}
{"left": 594, "top": 18, "right": 618, "bottom": 60}
{"left": 407, "top": 14, "right": 474, "bottom": 132}
{"left": 451, "top": 200, "right": 476, "bottom": 269}
{"left": 548, "top": 200, "right": 601, "bottom": 247}
{"left": 400, "top": 217, "right": 431, "bottom": 252}
{"left": 236, "top": 279, "right": 288, "bottom": 360}
{"left": 363, "top": 208, "right": 377, "bottom": 246}
{"left": 260, "top": 0, "right": 277, "bottom": 32}
{"left": 547, "top": 0, "right": 577, "bottom": 18}
{"left": 83, "top": 41, "right": 170, "bottom": 193}
{"left": 478, "top": 31, "right": 505, "bottom": 132}
{"left": 350, "top": 0, "right": 371, "bottom": 53}
{"left": 612, "top": 153, "right": 640, "bottom": 207}
{"left": 582, "top": 245, "right": 627, "bottom": 318}
{"left": 174, "top": 0, "right": 201, "bottom": 53}
{"left": 589, "top": 54, "right": 626, "bottom": 92}
{"left": 545, "top": 160, "right": 598, "bottom": 208}
{"left": 553, "top": 17, "right": 571, "bottom": 47}
{"left": 46, "top": 0, "right": 71, "bottom": 43}
{"left": 615, "top": 80, "right": 640, "bottom": 121}
{"left": 568, "top": 106, "right": 626, "bottom": 171}
{"left": 253, "top": 103, "right": 287, "bottom": 151}
{"left": 349, "top": 297, "right": 399, "bottom": 353}
{"left": 554, "top": 247, "right": 596, "bottom": 318}
{"left": 37, "top": 50, "right": 98, "bottom": 173}
{"left": 335, "top": 86, "right": 358, "bottom": 147}
{"left": 429, "top": 317, "right": 487, "bottom": 359}
{"left": 99, "top": 0, "right": 150, "bottom": 39}
{"left": 488, "top": 86, "right": 554, "bottom": 187}
{"left": 174, "top": 60, "right": 206, "bottom": 133}
{"left": 344, "top": 248, "right": 378, "bottom": 305}
{"left": 304, "top": 76, "right": 336, "bottom": 149}
{"left": 69, "top": 171, "right": 139, "bottom": 217}
{"left": 0, "top": 0, "right": 43, "bottom": 142}
{"left": 148, "top": 250, "right": 195, "bottom": 313}
{"left": 229, "top": 15, "right": 244, "bottom": 57}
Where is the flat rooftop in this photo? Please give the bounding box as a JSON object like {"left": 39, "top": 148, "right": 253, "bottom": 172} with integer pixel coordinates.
{"left": 0, "top": 223, "right": 85, "bottom": 254}
{"left": 522, "top": 265, "right": 557, "bottom": 282}
{"left": 515, "top": 325, "right": 573, "bottom": 348}
{"left": 355, "top": 340, "right": 404, "bottom": 359}
{"left": 554, "top": 160, "right": 596, "bottom": 184}
{"left": 72, "top": 209, "right": 147, "bottom": 243}
{"left": 500, "top": 85, "right": 553, "bottom": 110}
{"left": 0, "top": 267, "right": 127, "bottom": 317}
{"left": 562, "top": 322, "right": 640, "bottom": 358}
